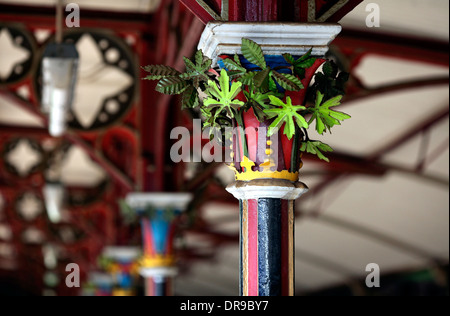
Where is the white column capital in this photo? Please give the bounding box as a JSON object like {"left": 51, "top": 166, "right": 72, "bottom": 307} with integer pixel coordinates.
{"left": 198, "top": 22, "right": 342, "bottom": 66}
{"left": 226, "top": 179, "right": 309, "bottom": 200}
{"left": 102, "top": 246, "right": 141, "bottom": 262}
{"left": 125, "top": 192, "right": 193, "bottom": 211}
{"left": 89, "top": 272, "right": 114, "bottom": 287}
{"left": 140, "top": 267, "right": 178, "bottom": 278}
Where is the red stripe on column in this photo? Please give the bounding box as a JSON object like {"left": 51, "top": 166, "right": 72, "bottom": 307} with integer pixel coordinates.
{"left": 146, "top": 277, "right": 155, "bottom": 296}
{"left": 243, "top": 108, "right": 260, "bottom": 163}
{"left": 228, "top": 0, "right": 242, "bottom": 21}
{"left": 242, "top": 200, "right": 248, "bottom": 296}
{"left": 262, "top": 0, "right": 278, "bottom": 21}
{"left": 298, "top": 0, "right": 309, "bottom": 22}
{"left": 247, "top": 199, "right": 259, "bottom": 296}
{"left": 236, "top": 124, "right": 244, "bottom": 165}
{"left": 232, "top": 121, "right": 241, "bottom": 172}
{"left": 142, "top": 219, "right": 155, "bottom": 257}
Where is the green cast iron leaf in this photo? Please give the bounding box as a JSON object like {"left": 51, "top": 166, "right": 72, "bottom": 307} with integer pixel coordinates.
{"left": 142, "top": 65, "right": 180, "bottom": 80}
{"left": 156, "top": 76, "right": 189, "bottom": 95}
{"left": 203, "top": 69, "right": 245, "bottom": 119}
{"left": 272, "top": 72, "right": 304, "bottom": 91}
{"left": 307, "top": 91, "right": 350, "bottom": 134}
{"left": 241, "top": 38, "right": 267, "bottom": 69}
{"left": 264, "top": 96, "right": 308, "bottom": 140}
{"left": 300, "top": 140, "right": 334, "bottom": 162}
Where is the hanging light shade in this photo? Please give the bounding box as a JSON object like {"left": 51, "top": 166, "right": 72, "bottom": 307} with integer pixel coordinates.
{"left": 41, "top": 43, "right": 79, "bottom": 137}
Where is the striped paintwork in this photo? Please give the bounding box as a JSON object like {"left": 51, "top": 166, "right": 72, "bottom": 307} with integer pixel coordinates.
{"left": 145, "top": 277, "right": 173, "bottom": 296}
{"left": 140, "top": 209, "right": 178, "bottom": 262}
{"left": 240, "top": 198, "right": 295, "bottom": 296}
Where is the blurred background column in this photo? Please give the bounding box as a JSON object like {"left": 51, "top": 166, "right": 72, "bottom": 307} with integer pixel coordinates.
{"left": 100, "top": 246, "right": 140, "bottom": 296}
{"left": 86, "top": 272, "right": 114, "bottom": 297}
{"left": 125, "top": 193, "right": 192, "bottom": 296}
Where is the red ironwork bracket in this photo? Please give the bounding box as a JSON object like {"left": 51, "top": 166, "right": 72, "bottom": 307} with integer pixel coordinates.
{"left": 179, "top": 0, "right": 221, "bottom": 24}
{"left": 179, "top": 0, "right": 364, "bottom": 24}
{"left": 334, "top": 29, "right": 450, "bottom": 68}
{"left": 0, "top": 4, "right": 154, "bottom": 33}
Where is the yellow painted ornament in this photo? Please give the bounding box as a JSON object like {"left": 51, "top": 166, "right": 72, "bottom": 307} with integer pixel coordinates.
{"left": 228, "top": 156, "right": 300, "bottom": 182}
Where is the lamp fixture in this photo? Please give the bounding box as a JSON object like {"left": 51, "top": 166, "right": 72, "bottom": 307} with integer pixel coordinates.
{"left": 41, "top": 0, "right": 79, "bottom": 137}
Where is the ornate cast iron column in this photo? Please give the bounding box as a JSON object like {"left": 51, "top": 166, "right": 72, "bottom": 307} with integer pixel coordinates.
{"left": 198, "top": 22, "right": 342, "bottom": 296}
{"left": 125, "top": 193, "right": 192, "bottom": 296}
{"left": 101, "top": 246, "right": 140, "bottom": 296}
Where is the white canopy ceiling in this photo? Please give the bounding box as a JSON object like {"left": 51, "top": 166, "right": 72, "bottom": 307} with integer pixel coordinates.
{"left": 0, "top": 0, "right": 448, "bottom": 295}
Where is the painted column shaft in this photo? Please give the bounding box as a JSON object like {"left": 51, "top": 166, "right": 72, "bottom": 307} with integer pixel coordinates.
{"left": 198, "top": 22, "right": 341, "bottom": 296}
{"left": 145, "top": 276, "right": 173, "bottom": 296}
{"left": 125, "top": 193, "right": 192, "bottom": 296}
{"left": 228, "top": 180, "right": 307, "bottom": 296}
{"left": 241, "top": 198, "right": 295, "bottom": 296}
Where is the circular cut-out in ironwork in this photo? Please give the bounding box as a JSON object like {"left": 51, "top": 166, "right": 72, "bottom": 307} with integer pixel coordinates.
{"left": 2, "top": 138, "right": 45, "bottom": 178}
{"left": 14, "top": 191, "right": 44, "bottom": 222}
{"left": 34, "top": 30, "right": 137, "bottom": 132}
{"left": 49, "top": 224, "right": 86, "bottom": 245}
{"left": 43, "top": 271, "right": 60, "bottom": 288}
{"left": 21, "top": 226, "right": 46, "bottom": 245}
{"left": 0, "top": 223, "right": 13, "bottom": 241}
{"left": 0, "top": 24, "right": 35, "bottom": 86}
